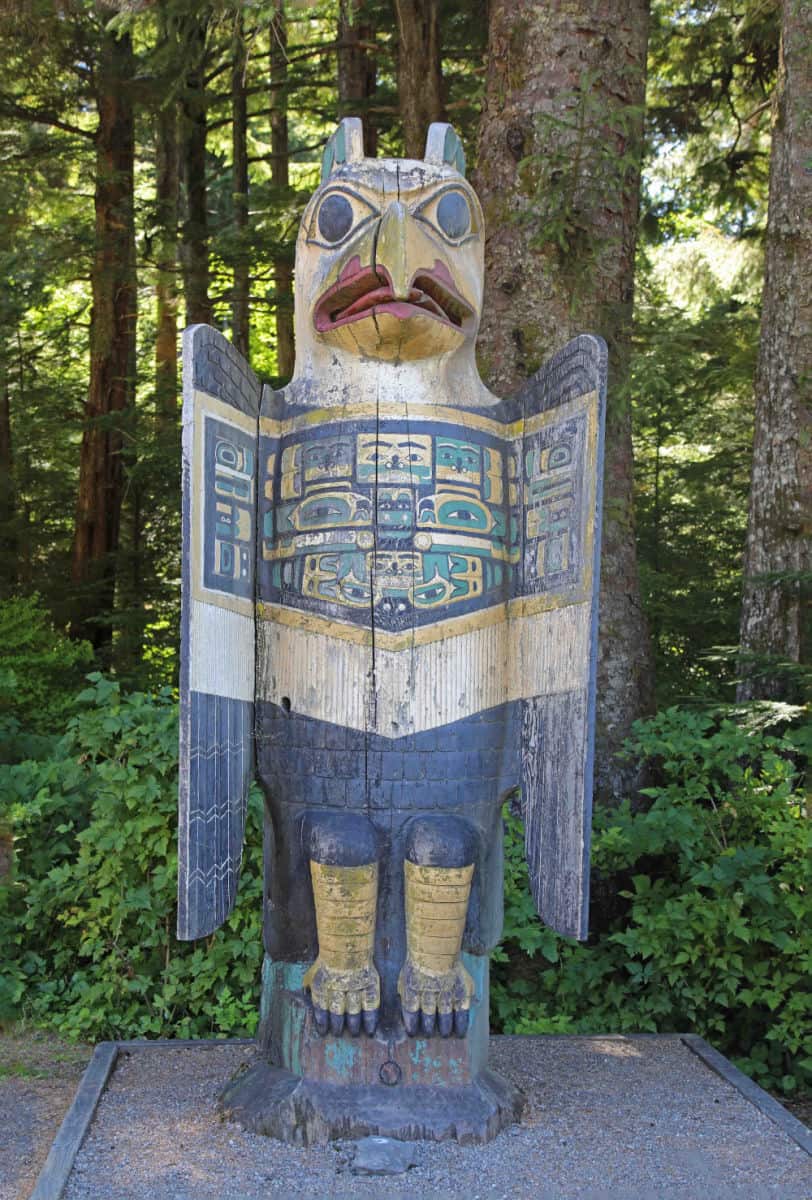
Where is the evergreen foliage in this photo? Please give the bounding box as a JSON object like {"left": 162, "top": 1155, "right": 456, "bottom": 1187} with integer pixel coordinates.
{"left": 492, "top": 708, "right": 811, "bottom": 1094}
{"left": 1, "top": 674, "right": 263, "bottom": 1037}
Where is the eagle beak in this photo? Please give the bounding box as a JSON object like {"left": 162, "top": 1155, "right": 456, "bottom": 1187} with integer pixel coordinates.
{"left": 374, "top": 201, "right": 412, "bottom": 298}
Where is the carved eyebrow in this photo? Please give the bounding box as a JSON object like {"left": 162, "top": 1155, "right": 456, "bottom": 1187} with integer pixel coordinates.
{"left": 360, "top": 438, "right": 426, "bottom": 452}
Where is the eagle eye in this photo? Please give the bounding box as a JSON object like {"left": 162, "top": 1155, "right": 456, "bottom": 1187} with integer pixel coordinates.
{"left": 318, "top": 193, "right": 353, "bottom": 243}
{"left": 308, "top": 187, "right": 378, "bottom": 248}
{"left": 437, "top": 191, "right": 470, "bottom": 239}
{"left": 415, "top": 186, "right": 478, "bottom": 244}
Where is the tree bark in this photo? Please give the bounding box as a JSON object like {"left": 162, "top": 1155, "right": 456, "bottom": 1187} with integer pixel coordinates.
{"left": 155, "top": 88, "right": 179, "bottom": 424}
{"left": 394, "top": 0, "right": 444, "bottom": 159}
{"left": 271, "top": 1, "right": 295, "bottom": 379}
{"left": 70, "top": 24, "right": 137, "bottom": 650}
{"left": 231, "top": 11, "right": 250, "bottom": 360}
{"left": 737, "top": 0, "right": 812, "bottom": 702}
{"left": 476, "top": 0, "right": 654, "bottom": 802}
{"left": 337, "top": 0, "right": 377, "bottom": 154}
{"left": 0, "top": 380, "right": 16, "bottom": 595}
{"left": 180, "top": 11, "right": 212, "bottom": 328}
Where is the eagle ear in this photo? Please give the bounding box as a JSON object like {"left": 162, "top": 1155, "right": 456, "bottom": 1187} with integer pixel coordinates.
{"left": 321, "top": 117, "right": 365, "bottom": 183}
{"left": 424, "top": 123, "right": 466, "bottom": 177}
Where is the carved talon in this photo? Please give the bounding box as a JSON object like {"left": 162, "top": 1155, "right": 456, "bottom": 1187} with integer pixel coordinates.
{"left": 304, "top": 856, "right": 380, "bottom": 1037}
{"left": 398, "top": 956, "right": 473, "bottom": 1039}
{"left": 400, "top": 852, "right": 475, "bottom": 1038}
{"left": 303, "top": 959, "right": 380, "bottom": 1037}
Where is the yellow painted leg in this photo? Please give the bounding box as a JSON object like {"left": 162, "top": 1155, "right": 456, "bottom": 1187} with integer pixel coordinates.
{"left": 398, "top": 860, "right": 475, "bottom": 1037}
{"left": 303, "top": 860, "right": 380, "bottom": 1036}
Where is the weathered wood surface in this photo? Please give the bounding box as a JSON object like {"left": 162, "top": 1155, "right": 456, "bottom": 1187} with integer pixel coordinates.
{"left": 177, "top": 325, "right": 260, "bottom": 940}
{"left": 177, "top": 121, "right": 606, "bottom": 1135}
{"left": 516, "top": 334, "right": 606, "bottom": 940}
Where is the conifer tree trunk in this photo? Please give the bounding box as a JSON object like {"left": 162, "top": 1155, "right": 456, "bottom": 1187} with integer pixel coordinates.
{"left": 232, "top": 11, "right": 250, "bottom": 360}
{"left": 394, "top": 0, "right": 444, "bottom": 158}
{"left": 155, "top": 93, "right": 179, "bottom": 423}
{"left": 180, "top": 12, "right": 212, "bottom": 327}
{"left": 737, "top": 0, "right": 812, "bottom": 702}
{"left": 271, "top": 1, "right": 295, "bottom": 379}
{"left": 337, "top": 0, "right": 377, "bottom": 154}
{"left": 476, "top": 0, "right": 654, "bottom": 802}
{"left": 0, "top": 380, "right": 16, "bottom": 595}
{"left": 70, "top": 26, "right": 137, "bottom": 650}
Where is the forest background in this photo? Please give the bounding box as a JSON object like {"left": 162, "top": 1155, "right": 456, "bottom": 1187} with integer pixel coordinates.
{"left": 0, "top": 0, "right": 809, "bottom": 1096}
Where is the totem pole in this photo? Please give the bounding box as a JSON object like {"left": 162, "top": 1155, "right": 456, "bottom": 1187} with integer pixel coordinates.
{"left": 178, "top": 119, "right": 606, "bottom": 1144}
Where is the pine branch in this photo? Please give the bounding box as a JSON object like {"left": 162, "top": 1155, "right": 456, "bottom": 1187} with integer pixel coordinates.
{"left": 0, "top": 97, "right": 93, "bottom": 139}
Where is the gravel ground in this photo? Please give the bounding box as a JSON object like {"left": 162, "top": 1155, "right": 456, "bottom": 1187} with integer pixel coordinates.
{"left": 60, "top": 1036, "right": 810, "bottom": 1200}
{"left": 0, "top": 1031, "right": 91, "bottom": 1200}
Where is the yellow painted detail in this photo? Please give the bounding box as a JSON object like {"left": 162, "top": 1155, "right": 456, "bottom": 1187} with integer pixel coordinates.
{"left": 257, "top": 583, "right": 591, "bottom": 651}
{"left": 398, "top": 860, "right": 475, "bottom": 1017}
{"left": 256, "top": 390, "right": 597, "bottom": 440}
{"left": 302, "top": 862, "right": 381, "bottom": 1018}
{"left": 404, "top": 860, "right": 473, "bottom": 975}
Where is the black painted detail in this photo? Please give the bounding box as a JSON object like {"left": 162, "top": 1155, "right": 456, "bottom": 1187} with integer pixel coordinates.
{"left": 404, "top": 813, "right": 477, "bottom": 868}
{"left": 437, "top": 190, "right": 471, "bottom": 239}
{"left": 379, "top": 1059, "right": 402, "bottom": 1086}
{"left": 305, "top": 810, "right": 380, "bottom": 866}
{"left": 318, "top": 192, "right": 354, "bottom": 243}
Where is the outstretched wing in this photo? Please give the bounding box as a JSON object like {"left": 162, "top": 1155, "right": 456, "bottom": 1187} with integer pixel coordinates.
{"left": 177, "top": 325, "right": 261, "bottom": 940}
{"left": 514, "top": 334, "right": 607, "bottom": 941}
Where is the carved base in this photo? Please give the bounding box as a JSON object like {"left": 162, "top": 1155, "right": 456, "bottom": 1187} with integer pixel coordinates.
{"left": 258, "top": 955, "right": 491, "bottom": 1084}
{"left": 219, "top": 1059, "right": 523, "bottom": 1146}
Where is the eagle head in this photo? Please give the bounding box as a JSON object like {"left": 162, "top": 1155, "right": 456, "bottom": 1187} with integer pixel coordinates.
{"left": 294, "top": 119, "right": 484, "bottom": 366}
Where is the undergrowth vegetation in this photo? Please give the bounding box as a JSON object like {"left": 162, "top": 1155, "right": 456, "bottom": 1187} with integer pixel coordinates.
{"left": 1, "top": 627, "right": 809, "bottom": 1093}
{"left": 492, "top": 709, "right": 811, "bottom": 1094}
{"left": 1, "top": 677, "right": 264, "bottom": 1040}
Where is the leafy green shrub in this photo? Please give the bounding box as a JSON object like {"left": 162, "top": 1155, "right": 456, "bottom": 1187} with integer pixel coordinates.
{"left": 1, "top": 675, "right": 263, "bottom": 1037}
{"left": 0, "top": 595, "right": 93, "bottom": 763}
{"left": 492, "top": 707, "right": 811, "bottom": 1094}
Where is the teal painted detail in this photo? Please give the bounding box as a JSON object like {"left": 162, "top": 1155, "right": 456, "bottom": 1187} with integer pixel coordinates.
{"left": 261, "top": 957, "right": 308, "bottom": 1076}
{"left": 335, "top": 123, "right": 346, "bottom": 166}
{"left": 324, "top": 1036, "right": 361, "bottom": 1075}
{"left": 320, "top": 143, "right": 334, "bottom": 183}
{"left": 443, "top": 125, "right": 466, "bottom": 176}
{"left": 463, "top": 952, "right": 489, "bottom": 1075}
{"left": 261, "top": 425, "right": 518, "bottom": 624}
{"left": 262, "top": 953, "right": 489, "bottom": 1081}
